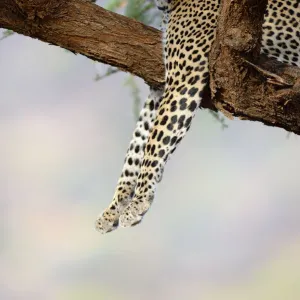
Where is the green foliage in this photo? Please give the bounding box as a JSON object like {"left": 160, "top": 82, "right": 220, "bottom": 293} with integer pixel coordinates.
{"left": 105, "top": 0, "right": 159, "bottom": 26}
{"left": 0, "top": 29, "right": 14, "bottom": 40}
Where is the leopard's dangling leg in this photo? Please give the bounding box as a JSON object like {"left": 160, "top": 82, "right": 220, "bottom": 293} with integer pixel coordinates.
{"left": 95, "top": 7, "right": 170, "bottom": 234}
{"left": 119, "top": 0, "right": 220, "bottom": 228}
{"left": 95, "top": 89, "right": 163, "bottom": 233}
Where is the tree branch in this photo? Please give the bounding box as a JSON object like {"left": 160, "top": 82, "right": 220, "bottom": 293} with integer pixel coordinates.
{"left": 1, "top": 0, "right": 300, "bottom": 134}
{"left": 210, "top": 0, "right": 300, "bottom": 135}
{"left": 0, "top": 0, "right": 164, "bottom": 88}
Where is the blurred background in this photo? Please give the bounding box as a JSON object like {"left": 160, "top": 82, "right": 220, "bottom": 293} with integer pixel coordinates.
{"left": 1, "top": 1, "right": 300, "bottom": 299}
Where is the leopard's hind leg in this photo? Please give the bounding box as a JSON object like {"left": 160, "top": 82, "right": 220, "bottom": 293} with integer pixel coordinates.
{"left": 95, "top": 89, "right": 163, "bottom": 233}
{"left": 119, "top": 0, "right": 220, "bottom": 228}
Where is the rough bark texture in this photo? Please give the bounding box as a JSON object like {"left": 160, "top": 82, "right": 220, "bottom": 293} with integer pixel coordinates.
{"left": 0, "top": 0, "right": 164, "bottom": 88}
{"left": 1, "top": 0, "right": 300, "bottom": 134}
{"left": 210, "top": 0, "right": 300, "bottom": 135}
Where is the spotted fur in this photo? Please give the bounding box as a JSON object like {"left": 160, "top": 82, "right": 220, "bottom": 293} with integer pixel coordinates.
{"left": 95, "top": 89, "right": 163, "bottom": 233}
{"left": 96, "top": 0, "right": 300, "bottom": 233}
{"left": 262, "top": 1, "right": 300, "bottom": 66}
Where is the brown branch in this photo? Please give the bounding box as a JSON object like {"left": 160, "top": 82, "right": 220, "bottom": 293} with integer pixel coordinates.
{"left": 1, "top": 0, "right": 300, "bottom": 134}
{"left": 209, "top": 0, "right": 300, "bottom": 135}
{"left": 0, "top": 0, "right": 164, "bottom": 88}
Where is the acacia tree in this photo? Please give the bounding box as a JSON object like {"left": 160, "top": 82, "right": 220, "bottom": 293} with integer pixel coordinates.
{"left": 1, "top": 0, "right": 300, "bottom": 135}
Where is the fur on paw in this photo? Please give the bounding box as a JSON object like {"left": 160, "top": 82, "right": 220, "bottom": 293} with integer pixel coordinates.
{"left": 119, "top": 193, "right": 154, "bottom": 228}
{"left": 95, "top": 209, "right": 120, "bottom": 234}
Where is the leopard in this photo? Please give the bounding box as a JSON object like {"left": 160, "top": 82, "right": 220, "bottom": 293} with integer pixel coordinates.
{"left": 95, "top": 0, "right": 300, "bottom": 234}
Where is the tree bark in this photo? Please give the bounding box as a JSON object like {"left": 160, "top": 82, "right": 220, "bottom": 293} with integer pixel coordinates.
{"left": 210, "top": 0, "right": 300, "bottom": 135}
{"left": 0, "top": 0, "right": 164, "bottom": 88}
{"left": 1, "top": 0, "right": 300, "bottom": 135}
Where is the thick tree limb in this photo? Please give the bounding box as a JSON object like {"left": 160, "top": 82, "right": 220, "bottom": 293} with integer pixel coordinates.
{"left": 210, "top": 0, "right": 300, "bottom": 135}
{"left": 1, "top": 0, "right": 300, "bottom": 135}
{"left": 0, "top": 0, "right": 164, "bottom": 88}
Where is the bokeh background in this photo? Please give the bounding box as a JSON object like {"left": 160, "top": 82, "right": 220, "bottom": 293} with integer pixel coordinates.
{"left": 1, "top": 1, "right": 300, "bottom": 299}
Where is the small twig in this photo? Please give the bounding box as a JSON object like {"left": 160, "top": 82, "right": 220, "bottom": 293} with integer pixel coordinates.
{"left": 94, "top": 67, "right": 119, "bottom": 81}
{"left": 242, "top": 58, "right": 293, "bottom": 87}
{"left": 209, "top": 111, "right": 228, "bottom": 130}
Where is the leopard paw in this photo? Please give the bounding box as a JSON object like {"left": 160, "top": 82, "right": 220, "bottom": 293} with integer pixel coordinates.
{"left": 95, "top": 208, "right": 120, "bottom": 234}
{"left": 119, "top": 193, "right": 154, "bottom": 228}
